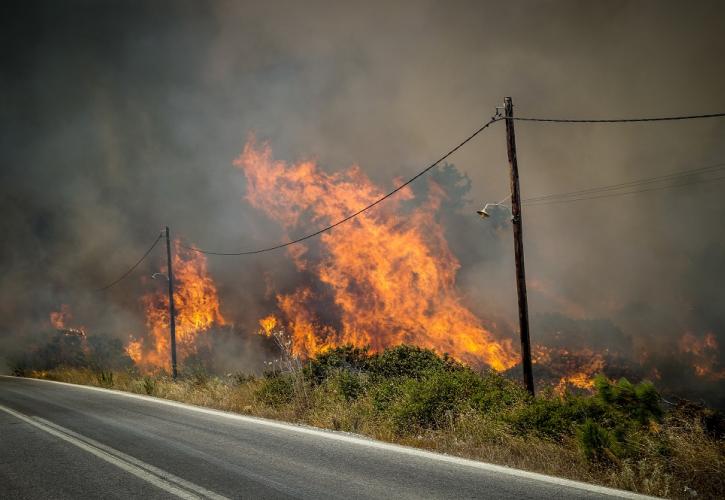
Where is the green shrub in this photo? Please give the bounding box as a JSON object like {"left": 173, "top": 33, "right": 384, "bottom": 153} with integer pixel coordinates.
{"left": 509, "top": 393, "right": 612, "bottom": 440}
{"left": 468, "top": 371, "right": 529, "bottom": 414}
{"left": 371, "top": 379, "right": 405, "bottom": 412}
{"left": 305, "top": 345, "right": 371, "bottom": 384}
{"left": 332, "top": 370, "right": 366, "bottom": 401}
{"left": 509, "top": 397, "right": 577, "bottom": 439}
{"left": 386, "top": 369, "right": 484, "bottom": 433}
{"left": 369, "top": 344, "right": 461, "bottom": 380}
{"left": 594, "top": 376, "right": 662, "bottom": 424}
{"left": 255, "top": 373, "right": 296, "bottom": 407}
{"left": 577, "top": 419, "right": 618, "bottom": 461}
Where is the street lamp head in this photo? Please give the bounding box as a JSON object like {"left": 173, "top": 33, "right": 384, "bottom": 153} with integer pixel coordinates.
{"left": 476, "top": 205, "right": 492, "bottom": 219}
{"left": 151, "top": 272, "right": 169, "bottom": 281}
{"left": 477, "top": 203, "right": 501, "bottom": 219}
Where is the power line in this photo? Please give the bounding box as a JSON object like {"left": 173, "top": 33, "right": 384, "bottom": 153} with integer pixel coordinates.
{"left": 523, "top": 162, "right": 725, "bottom": 204}
{"left": 181, "top": 109, "right": 725, "bottom": 256}
{"left": 523, "top": 172, "right": 725, "bottom": 207}
{"left": 507, "top": 112, "right": 725, "bottom": 123}
{"left": 181, "top": 115, "right": 501, "bottom": 256}
{"left": 96, "top": 234, "right": 162, "bottom": 291}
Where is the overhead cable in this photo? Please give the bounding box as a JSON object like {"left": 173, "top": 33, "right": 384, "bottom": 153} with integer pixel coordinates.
{"left": 180, "top": 115, "right": 502, "bottom": 255}
{"left": 507, "top": 112, "right": 725, "bottom": 123}
{"left": 523, "top": 162, "right": 725, "bottom": 204}
{"left": 96, "top": 234, "right": 162, "bottom": 291}
{"left": 523, "top": 173, "right": 725, "bottom": 207}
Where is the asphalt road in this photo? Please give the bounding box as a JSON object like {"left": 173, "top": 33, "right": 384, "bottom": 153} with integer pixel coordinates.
{"left": 0, "top": 376, "right": 653, "bottom": 499}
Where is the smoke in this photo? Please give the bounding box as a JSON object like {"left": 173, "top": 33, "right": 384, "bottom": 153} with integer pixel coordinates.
{"left": 1, "top": 1, "right": 723, "bottom": 403}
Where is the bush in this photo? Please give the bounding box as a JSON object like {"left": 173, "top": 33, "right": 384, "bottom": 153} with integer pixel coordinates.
{"left": 594, "top": 375, "right": 662, "bottom": 425}
{"left": 86, "top": 336, "right": 134, "bottom": 371}
{"left": 332, "top": 370, "right": 366, "bottom": 401}
{"left": 577, "top": 419, "right": 618, "bottom": 461}
{"left": 468, "top": 371, "right": 529, "bottom": 414}
{"left": 510, "top": 397, "right": 580, "bottom": 439}
{"left": 305, "top": 345, "right": 371, "bottom": 384}
{"left": 255, "top": 373, "right": 296, "bottom": 407}
{"left": 385, "top": 369, "right": 510, "bottom": 433}
{"left": 369, "top": 345, "right": 461, "bottom": 380}
{"left": 509, "top": 392, "right": 615, "bottom": 440}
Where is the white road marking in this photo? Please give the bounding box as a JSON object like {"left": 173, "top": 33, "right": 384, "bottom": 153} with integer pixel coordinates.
{"left": 0, "top": 403, "right": 228, "bottom": 500}
{"left": 1, "top": 375, "right": 658, "bottom": 499}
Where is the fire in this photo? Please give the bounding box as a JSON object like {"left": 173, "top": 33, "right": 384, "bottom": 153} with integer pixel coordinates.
{"left": 49, "top": 304, "right": 85, "bottom": 336}
{"left": 679, "top": 331, "right": 724, "bottom": 380}
{"left": 130, "top": 241, "right": 226, "bottom": 370}
{"left": 238, "top": 140, "right": 517, "bottom": 370}
{"left": 259, "top": 315, "right": 278, "bottom": 337}
{"left": 125, "top": 337, "right": 143, "bottom": 364}
{"left": 49, "top": 306, "right": 70, "bottom": 329}
{"left": 533, "top": 345, "right": 606, "bottom": 394}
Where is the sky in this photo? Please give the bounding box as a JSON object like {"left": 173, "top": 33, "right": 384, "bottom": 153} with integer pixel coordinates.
{"left": 1, "top": 0, "right": 724, "bottom": 401}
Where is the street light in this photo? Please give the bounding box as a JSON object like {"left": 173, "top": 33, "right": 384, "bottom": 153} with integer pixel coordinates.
{"left": 476, "top": 195, "right": 512, "bottom": 219}
{"left": 476, "top": 202, "right": 510, "bottom": 219}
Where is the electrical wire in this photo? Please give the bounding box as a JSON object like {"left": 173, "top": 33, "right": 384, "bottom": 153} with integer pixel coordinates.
{"left": 523, "top": 173, "right": 725, "bottom": 207}
{"left": 96, "top": 234, "right": 162, "bottom": 291}
{"left": 180, "top": 109, "right": 725, "bottom": 256}
{"left": 523, "top": 162, "right": 725, "bottom": 204}
{"left": 507, "top": 112, "right": 725, "bottom": 123}
{"left": 180, "top": 115, "right": 502, "bottom": 255}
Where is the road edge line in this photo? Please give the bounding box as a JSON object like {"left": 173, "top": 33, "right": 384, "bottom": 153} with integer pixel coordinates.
{"left": 0, "top": 403, "right": 224, "bottom": 500}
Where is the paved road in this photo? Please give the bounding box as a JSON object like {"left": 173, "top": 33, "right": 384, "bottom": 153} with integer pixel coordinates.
{"left": 0, "top": 376, "right": 652, "bottom": 499}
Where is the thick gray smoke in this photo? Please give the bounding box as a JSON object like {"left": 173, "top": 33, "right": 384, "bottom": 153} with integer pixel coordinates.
{"left": 1, "top": 1, "right": 723, "bottom": 404}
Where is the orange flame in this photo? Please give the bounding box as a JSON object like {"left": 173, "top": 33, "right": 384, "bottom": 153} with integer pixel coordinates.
{"left": 125, "top": 337, "right": 143, "bottom": 364}
{"left": 534, "top": 345, "right": 605, "bottom": 394}
{"left": 130, "top": 241, "right": 226, "bottom": 371}
{"left": 258, "top": 315, "right": 278, "bottom": 337}
{"left": 679, "top": 332, "right": 724, "bottom": 380}
{"left": 49, "top": 304, "right": 86, "bottom": 336}
{"left": 237, "top": 140, "right": 516, "bottom": 370}
{"left": 50, "top": 305, "right": 72, "bottom": 330}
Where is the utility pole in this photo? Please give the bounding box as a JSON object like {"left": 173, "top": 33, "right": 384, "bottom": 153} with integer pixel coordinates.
{"left": 164, "top": 226, "right": 178, "bottom": 380}
{"left": 504, "top": 97, "right": 535, "bottom": 396}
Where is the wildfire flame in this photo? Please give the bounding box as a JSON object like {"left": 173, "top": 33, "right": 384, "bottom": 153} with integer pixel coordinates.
{"left": 679, "top": 331, "right": 725, "bottom": 381}
{"left": 238, "top": 140, "right": 517, "bottom": 370}
{"left": 49, "top": 306, "right": 70, "bottom": 330}
{"left": 125, "top": 337, "right": 143, "bottom": 364}
{"left": 49, "top": 304, "right": 85, "bottom": 336}
{"left": 129, "top": 241, "right": 226, "bottom": 370}
{"left": 533, "top": 345, "right": 606, "bottom": 394}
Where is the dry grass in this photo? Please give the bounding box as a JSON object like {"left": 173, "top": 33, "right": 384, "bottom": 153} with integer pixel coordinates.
{"left": 28, "top": 367, "right": 724, "bottom": 500}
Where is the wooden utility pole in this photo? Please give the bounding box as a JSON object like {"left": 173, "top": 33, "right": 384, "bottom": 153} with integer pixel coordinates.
{"left": 165, "top": 226, "right": 178, "bottom": 380}
{"left": 504, "top": 97, "right": 535, "bottom": 396}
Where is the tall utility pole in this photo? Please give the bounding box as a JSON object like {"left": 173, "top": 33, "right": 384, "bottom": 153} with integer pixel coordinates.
{"left": 164, "top": 226, "right": 178, "bottom": 380}
{"left": 504, "top": 97, "right": 535, "bottom": 396}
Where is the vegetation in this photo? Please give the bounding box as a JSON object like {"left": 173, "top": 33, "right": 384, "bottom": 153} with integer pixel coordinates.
{"left": 16, "top": 344, "right": 725, "bottom": 499}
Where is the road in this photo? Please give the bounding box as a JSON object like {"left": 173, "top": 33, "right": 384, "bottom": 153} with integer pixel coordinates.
{"left": 0, "top": 376, "right": 653, "bottom": 499}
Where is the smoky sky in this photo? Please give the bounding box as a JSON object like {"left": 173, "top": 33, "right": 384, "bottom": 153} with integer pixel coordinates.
{"left": 1, "top": 0, "right": 724, "bottom": 398}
